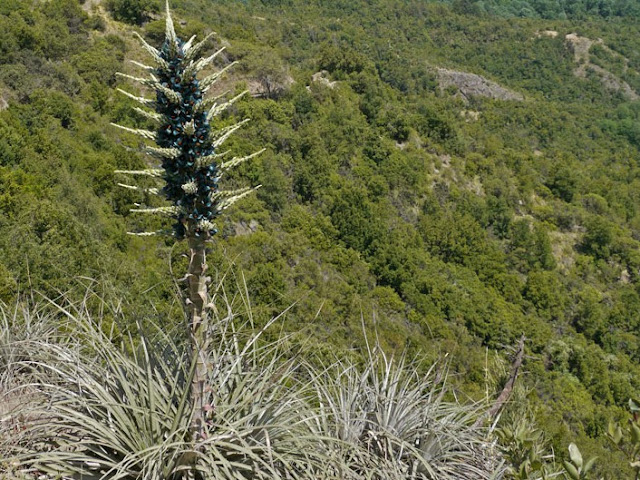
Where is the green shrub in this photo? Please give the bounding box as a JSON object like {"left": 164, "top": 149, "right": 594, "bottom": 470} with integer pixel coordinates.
{"left": 106, "top": 0, "right": 158, "bottom": 25}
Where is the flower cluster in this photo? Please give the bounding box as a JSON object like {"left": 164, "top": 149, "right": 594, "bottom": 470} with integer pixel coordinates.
{"left": 113, "top": 3, "right": 261, "bottom": 240}
{"left": 155, "top": 39, "right": 218, "bottom": 239}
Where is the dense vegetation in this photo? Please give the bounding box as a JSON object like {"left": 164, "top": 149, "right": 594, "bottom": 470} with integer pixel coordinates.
{"left": 2, "top": 0, "right": 640, "bottom": 477}
{"left": 443, "top": 0, "right": 640, "bottom": 19}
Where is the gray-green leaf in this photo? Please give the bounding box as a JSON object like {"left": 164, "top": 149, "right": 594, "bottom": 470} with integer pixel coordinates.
{"left": 568, "top": 443, "right": 583, "bottom": 469}
{"left": 563, "top": 460, "right": 581, "bottom": 480}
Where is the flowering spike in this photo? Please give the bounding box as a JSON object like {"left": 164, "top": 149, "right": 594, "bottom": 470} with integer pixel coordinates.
{"left": 114, "top": 3, "right": 261, "bottom": 241}
{"left": 114, "top": 3, "right": 265, "bottom": 443}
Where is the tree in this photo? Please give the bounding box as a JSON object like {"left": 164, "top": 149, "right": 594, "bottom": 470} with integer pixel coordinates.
{"left": 582, "top": 216, "right": 614, "bottom": 259}
{"left": 112, "top": 1, "right": 262, "bottom": 441}
{"left": 248, "top": 49, "right": 291, "bottom": 99}
{"left": 106, "top": 0, "right": 157, "bottom": 25}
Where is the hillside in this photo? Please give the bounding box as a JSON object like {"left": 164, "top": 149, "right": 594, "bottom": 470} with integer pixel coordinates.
{"left": 2, "top": 0, "right": 640, "bottom": 477}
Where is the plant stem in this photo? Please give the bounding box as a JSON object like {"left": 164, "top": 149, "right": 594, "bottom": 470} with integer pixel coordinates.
{"left": 187, "top": 235, "right": 208, "bottom": 441}
{"left": 473, "top": 334, "right": 526, "bottom": 428}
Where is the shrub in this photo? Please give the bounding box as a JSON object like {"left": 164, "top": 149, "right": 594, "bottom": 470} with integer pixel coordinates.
{"left": 106, "top": 0, "right": 158, "bottom": 25}
{"left": 0, "top": 290, "right": 319, "bottom": 479}
{"left": 0, "top": 290, "right": 506, "bottom": 479}
{"left": 304, "top": 343, "right": 505, "bottom": 479}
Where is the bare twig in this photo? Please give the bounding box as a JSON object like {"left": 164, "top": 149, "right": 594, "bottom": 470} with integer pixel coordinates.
{"left": 474, "top": 334, "right": 526, "bottom": 428}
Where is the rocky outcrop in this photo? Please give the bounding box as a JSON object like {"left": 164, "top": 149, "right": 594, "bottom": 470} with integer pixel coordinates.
{"left": 311, "top": 70, "right": 337, "bottom": 89}
{"left": 535, "top": 30, "right": 559, "bottom": 38}
{"left": 565, "top": 33, "right": 594, "bottom": 63}
{"left": 436, "top": 67, "right": 524, "bottom": 101}
{"left": 584, "top": 64, "right": 638, "bottom": 100}
{"left": 248, "top": 73, "right": 295, "bottom": 98}
{"left": 81, "top": 0, "right": 102, "bottom": 12}
{"left": 565, "top": 33, "right": 638, "bottom": 100}
{"left": 234, "top": 220, "right": 259, "bottom": 236}
{"left": 0, "top": 87, "right": 10, "bottom": 111}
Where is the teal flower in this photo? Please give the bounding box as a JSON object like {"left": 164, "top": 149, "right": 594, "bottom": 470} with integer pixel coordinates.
{"left": 113, "top": 1, "right": 263, "bottom": 239}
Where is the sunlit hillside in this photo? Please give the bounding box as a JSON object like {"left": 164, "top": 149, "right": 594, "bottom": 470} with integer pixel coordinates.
{"left": 2, "top": 0, "right": 640, "bottom": 477}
